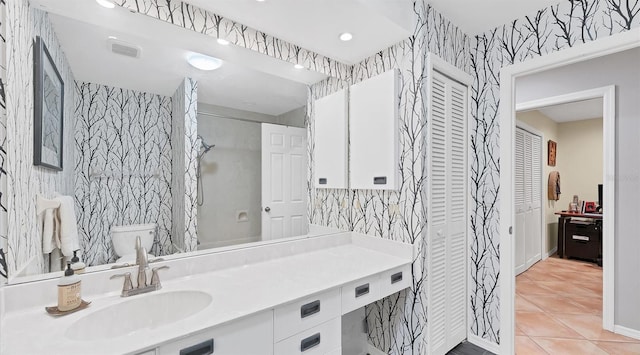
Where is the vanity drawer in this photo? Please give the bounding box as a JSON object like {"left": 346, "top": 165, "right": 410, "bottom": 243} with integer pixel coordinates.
{"left": 341, "top": 274, "right": 381, "bottom": 314}
{"left": 274, "top": 317, "right": 341, "bottom": 355}
{"left": 157, "top": 311, "right": 273, "bottom": 355}
{"left": 274, "top": 288, "right": 340, "bottom": 342}
{"left": 379, "top": 265, "right": 412, "bottom": 298}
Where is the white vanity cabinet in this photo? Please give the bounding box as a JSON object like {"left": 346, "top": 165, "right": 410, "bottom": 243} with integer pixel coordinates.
{"left": 1, "top": 232, "right": 414, "bottom": 355}
{"left": 156, "top": 311, "right": 273, "bottom": 355}
{"left": 349, "top": 69, "right": 400, "bottom": 190}
{"left": 155, "top": 265, "right": 412, "bottom": 355}
{"left": 313, "top": 89, "right": 348, "bottom": 189}
{"left": 273, "top": 289, "right": 342, "bottom": 354}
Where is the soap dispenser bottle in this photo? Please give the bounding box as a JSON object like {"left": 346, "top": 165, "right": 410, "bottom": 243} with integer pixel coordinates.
{"left": 70, "top": 250, "right": 86, "bottom": 274}
{"left": 58, "top": 262, "right": 82, "bottom": 312}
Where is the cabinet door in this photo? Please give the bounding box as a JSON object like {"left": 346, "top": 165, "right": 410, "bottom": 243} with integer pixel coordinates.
{"left": 349, "top": 69, "right": 399, "bottom": 190}
{"left": 314, "top": 89, "right": 348, "bottom": 189}
{"left": 157, "top": 311, "right": 273, "bottom": 355}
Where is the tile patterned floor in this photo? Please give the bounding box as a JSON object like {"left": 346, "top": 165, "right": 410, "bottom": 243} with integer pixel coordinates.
{"left": 516, "top": 256, "right": 640, "bottom": 354}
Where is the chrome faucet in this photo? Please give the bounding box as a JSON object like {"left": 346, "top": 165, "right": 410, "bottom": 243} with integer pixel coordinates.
{"left": 110, "top": 236, "right": 169, "bottom": 297}
{"left": 135, "top": 236, "right": 148, "bottom": 287}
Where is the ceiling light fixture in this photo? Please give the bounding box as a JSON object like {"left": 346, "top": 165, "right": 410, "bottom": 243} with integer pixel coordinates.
{"left": 108, "top": 36, "right": 118, "bottom": 40}
{"left": 256, "top": 0, "right": 266, "bottom": 2}
{"left": 339, "top": 32, "right": 353, "bottom": 41}
{"left": 187, "top": 53, "right": 223, "bottom": 71}
{"left": 294, "top": 64, "right": 304, "bottom": 69}
{"left": 217, "top": 38, "right": 230, "bottom": 46}
{"left": 96, "top": 0, "right": 116, "bottom": 9}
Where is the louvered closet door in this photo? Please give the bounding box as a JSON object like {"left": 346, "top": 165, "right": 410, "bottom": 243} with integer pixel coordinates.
{"left": 428, "top": 71, "right": 468, "bottom": 355}
{"left": 515, "top": 128, "right": 527, "bottom": 274}
{"left": 526, "top": 134, "right": 542, "bottom": 269}
{"left": 515, "top": 127, "right": 542, "bottom": 275}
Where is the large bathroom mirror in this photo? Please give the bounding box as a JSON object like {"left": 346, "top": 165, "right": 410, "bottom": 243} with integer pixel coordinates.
{"left": 6, "top": 0, "right": 346, "bottom": 283}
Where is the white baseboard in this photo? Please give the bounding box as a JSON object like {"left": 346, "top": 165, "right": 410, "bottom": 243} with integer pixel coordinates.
{"left": 468, "top": 334, "right": 500, "bottom": 354}
{"left": 614, "top": 325, "right": 640, "bottom": 340}
{"left": 544, "top": 246, "right": 558, "bottom": 259}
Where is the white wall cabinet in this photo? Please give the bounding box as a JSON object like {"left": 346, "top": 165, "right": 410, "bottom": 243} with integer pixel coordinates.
{"left": 349, "top": 69, "right": 400, "bottom": 190}
{"left": 313, "top": 89, "right": 348, "bottom": 189}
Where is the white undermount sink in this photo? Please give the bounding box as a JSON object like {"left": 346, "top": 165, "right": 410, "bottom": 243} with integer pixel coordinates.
{"left": 65, "top": 290, "right": 212, "bottom": 341}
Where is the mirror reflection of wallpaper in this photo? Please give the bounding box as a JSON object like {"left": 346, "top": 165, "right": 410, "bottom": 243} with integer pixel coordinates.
{"left": 5, "top": 5, "right": 75, "bottom": 277}
{"left": 75, "top": 82, "right": 173, "bottom": 266}
{"left": 0, "top": 0, "right": 8, "bottom": 282}
{"left": 171, "top": 78, "right": 199, "bottom": 253}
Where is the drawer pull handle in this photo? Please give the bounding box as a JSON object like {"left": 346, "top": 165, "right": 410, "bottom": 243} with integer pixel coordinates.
{"left": 300, "top": 300, "right": 321, "bottom": 319}
{"left": 355, "top": 283, "right": 370, "bottom": 298}
{"left": 179, "top": 338, "right": 214, "bottom": 355}
{"left": 572, "top": 235, "right": 589, "bottom": 242}
{"left": 300, "top": 333, "right": 321, "bottom": 352}
{"left": 391, "top": 272, "right": 403, "bottom": 284}
{"left": 373, "top": 176, "right": 387, "bottom": 185}
{"left": 318, "top": 178, "right": 327, "bottom": 185}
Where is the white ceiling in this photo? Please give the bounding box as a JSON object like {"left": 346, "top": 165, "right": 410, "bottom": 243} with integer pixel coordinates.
{"left": 534, "top": 98, "right": 604, "bottom": 123}
{"left": 427, "top": 0, "right": 565, "bottom": 35}
{"left": 183, "top": 0, "right": 416, "bottom": 65}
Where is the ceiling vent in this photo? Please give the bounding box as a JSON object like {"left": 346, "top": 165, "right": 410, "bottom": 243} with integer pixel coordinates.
{"left": 108, "top": 39, "right": 141, "bottom": 59}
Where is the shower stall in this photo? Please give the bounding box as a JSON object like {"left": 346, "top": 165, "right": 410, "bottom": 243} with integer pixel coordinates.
{"left": 196, "top": 111, "right": 263, "bottom": 249}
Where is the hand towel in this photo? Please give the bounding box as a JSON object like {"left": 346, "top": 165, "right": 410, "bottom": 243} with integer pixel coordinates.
{"left": 55, "top": 195, "right": 80, "bottom": 257}
{"left": 548, "top": 171, "right": 561, "bottom": 201}
{"left": 41, "top": 209, "right": 60, "bottom": 254}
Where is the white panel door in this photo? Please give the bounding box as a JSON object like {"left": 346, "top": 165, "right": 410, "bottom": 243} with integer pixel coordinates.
{"left": 427, "top": 71, "right": 468, "bottom": 355}
{"left": 314, "top": 89, "right": 348, "bottom": 189}
{"left": 349, "top": 69, "right": 399, "bottom": 190}
{"left": 515, "top": 126, "right": 542, "bottom": 275}
{"left": 261, "top": 123, "right": 307, "bottom": 240}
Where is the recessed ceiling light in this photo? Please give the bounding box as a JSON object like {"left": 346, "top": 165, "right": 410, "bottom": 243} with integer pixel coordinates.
{"left": 294, "top": 64, "right": 304, "bottom": 69}
{"left": 339, "top": 32, "right": 353, "bottom": 41}
{"left": 187, "top": 53, "right": 223, "bottom": 71}
{"left": 256, "top": 0, "right": 266, "bottom": 2}
{"left": 108, "top": 36, "right": 118, "bottom": 40}
{"left": 217, "top": 38, "right": 230, "bottom": 46}
{"left": 96, "top": 0, "right": 115, "bottom": 9}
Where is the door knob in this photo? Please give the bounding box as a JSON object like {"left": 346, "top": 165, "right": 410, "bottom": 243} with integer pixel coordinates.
{"left": 264, "top": 207, "right": 271, "bottom": 212}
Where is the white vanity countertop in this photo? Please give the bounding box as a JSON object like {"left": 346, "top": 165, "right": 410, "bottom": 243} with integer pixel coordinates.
{"left": 1, "top": 233, "right": 413, "bottom": 354}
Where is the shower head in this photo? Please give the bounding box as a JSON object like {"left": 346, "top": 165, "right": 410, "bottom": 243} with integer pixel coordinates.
{"left": 198, "top": 135, "right": 215, "bottom": 154}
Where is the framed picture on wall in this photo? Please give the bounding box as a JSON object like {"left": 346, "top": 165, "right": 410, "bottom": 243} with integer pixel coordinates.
{"left": 548, "top": 140, "right": 557, "bottom": 166}
{"left": 33, "top": 36, "right": 64, "bottom": 171}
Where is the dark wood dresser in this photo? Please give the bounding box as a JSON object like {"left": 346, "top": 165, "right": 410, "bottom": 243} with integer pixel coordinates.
{"left": 556, "top": 212, "right": 603, "bottom": 266}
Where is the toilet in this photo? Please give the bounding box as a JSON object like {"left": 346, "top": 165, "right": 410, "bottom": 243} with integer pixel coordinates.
{"left": 111, "top": 223, "right": 156, "bottom": 263}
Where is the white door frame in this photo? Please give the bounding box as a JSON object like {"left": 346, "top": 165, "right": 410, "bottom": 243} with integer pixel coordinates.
{"left": 499, "top": 29, "right": 640, "bottom": 355}
{"left": 514, "top": 120, "right": 545, "bottom": 267}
